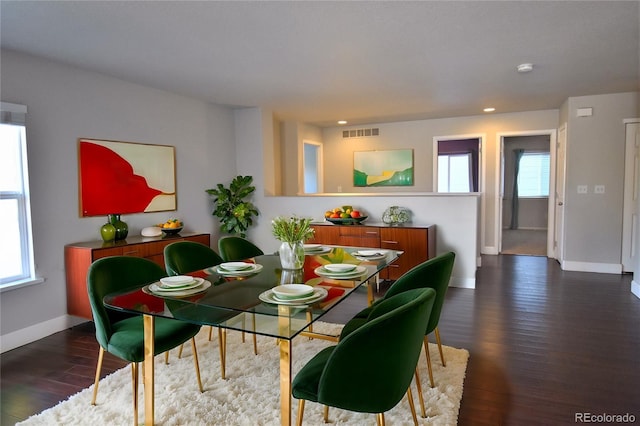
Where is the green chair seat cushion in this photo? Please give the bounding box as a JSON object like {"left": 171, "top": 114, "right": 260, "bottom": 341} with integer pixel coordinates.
{"left": 291, "top": 346, "right": 336, "bottom": 402}
{"left": 107, "top": 316, "right": 201, "bottom": 362}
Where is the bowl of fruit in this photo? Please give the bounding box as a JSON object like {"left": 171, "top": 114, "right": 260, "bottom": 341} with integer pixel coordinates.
{"left": 157, "top": 218, "right": 184, "bottom": 235}
{"left": 324, "top": 206, "right": 367, "bottom": 225}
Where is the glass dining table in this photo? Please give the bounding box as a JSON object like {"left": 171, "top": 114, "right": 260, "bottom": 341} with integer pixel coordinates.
{"left": 104, "top": 245, "right": 402, "bottom": 426}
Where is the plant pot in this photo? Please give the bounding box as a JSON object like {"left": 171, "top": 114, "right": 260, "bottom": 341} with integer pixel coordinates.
{"left": 278, "top": 241, "right": 305, "bottom": 270}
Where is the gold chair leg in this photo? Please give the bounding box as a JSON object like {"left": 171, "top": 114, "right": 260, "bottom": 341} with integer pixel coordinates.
{"left": 423, "top": 335, "right": 435, "bottom": 388}
{"left": 164, "top": 351, "right": 169, "bottom": 365}
{"left": 132, "top": 362, "right": 139, "bottom": 426}
{"left": 191, "top": 337, "right": 203, "bottom": 392}
{"left": 208, "top": 325, "right": 213, "bottom": 341}
{"left": 376, "top": 412, "right": 386, "bottom": 426}
{"left": 434, "top": 327, "right": 446, "bottom": 367}
{"left": 406, "top": 386, "right": 418, "bottom": 426}
{"left": 91, "top": 346, "right": 104, "bottom": 405}
{"left": 323, "top": 405, "right": 329, "bottom": 423}
{"left": 242, "top": 315, "right": 246, "bottom": 343}
{"left": 218, "top": 328, "right": 227, "bottom": 379}
{"left": 178, "top": 343, "right": 184, "bottom": 359}
{"left": 296, "top": 399, "right": 305, "bottom": 426}
{"left": 252, "top": 313, "right": 258, "bottom": 354}
{"left": 414, "top": 367, "right": 426, "bottom": 417}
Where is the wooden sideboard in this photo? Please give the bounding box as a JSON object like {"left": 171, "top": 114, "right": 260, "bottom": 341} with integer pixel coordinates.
{"left": 64, "top": 233, "right": 210, "bottom": 319}
{"left": 308, "top": 223, "right": 435, "bottom": 280}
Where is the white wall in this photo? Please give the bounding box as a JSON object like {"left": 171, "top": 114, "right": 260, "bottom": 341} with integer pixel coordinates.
{"left": 0, "top": 50, "right": 237, "bottom": 348}
{"left": 562, "top": 92, "right": 638, "bottom": 272}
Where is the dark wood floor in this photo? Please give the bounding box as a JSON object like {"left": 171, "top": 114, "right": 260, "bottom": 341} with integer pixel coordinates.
{"left": 2, "top": 255, "right": 640, "bottom": 425}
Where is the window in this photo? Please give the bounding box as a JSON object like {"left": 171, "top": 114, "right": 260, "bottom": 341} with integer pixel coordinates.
{"left": 435, "top": 137, "right": 480, "bottom": 192}
{"left": 517, "top": 152, "right": 550, "bottom": 197}
{"left": 1, "top": 102, "right": 36, "bottom": 286}
{"left": 438, "top": 153, "right": 472, "bottom": 192}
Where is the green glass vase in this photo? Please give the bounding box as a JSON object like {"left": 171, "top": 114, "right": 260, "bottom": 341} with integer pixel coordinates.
{"left": 100, "top": 222, "right": 116, "bottom": 242}
{"left": 108, "top": 214, "right": 128, "bottom": 240}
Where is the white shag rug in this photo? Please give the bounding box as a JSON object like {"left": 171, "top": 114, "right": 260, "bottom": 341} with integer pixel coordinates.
{"left": 18, "top": 322, "right": 468, "bottom": 425}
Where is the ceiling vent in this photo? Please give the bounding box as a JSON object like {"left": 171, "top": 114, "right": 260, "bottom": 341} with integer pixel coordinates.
{"left": 342, "top": 128, "right": 380, "bottom": 139}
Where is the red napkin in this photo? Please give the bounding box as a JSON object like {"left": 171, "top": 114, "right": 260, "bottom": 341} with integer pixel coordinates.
{"left": 321, "top": 287, "right": 345, "bottom": 305}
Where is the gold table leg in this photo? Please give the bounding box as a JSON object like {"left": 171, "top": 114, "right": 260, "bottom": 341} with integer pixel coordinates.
{"left": 367, "top": 277, "right": 375, "bottom": 306}
{"left": 278, "top": 306, "right": 292, "bottom": 426}
{"left": 143, "top": 314, "right": 155, "bottom": 426}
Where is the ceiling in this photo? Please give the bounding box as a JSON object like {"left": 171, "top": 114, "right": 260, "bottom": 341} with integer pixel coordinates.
{"left": 1, "top": 1, "right": 638, "bottom": 127}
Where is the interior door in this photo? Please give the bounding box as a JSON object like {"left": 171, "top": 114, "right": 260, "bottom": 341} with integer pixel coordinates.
{"left": 622, "top": 121, "right": 640, "bottom": 272}
{"left": 554, "top": 124, "right": 567, "bottom": 262}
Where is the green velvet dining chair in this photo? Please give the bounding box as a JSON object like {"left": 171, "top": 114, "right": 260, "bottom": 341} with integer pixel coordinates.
{"left": 163, "top": 240, "right": 255, "bottom": 378}
{"left": 217, "top": 236, "right": 265, "bottom": 262}
{"left": 292, "top": 287, "right": 436, "bottom": 426}
{"left": 87, "top": 256, "right": 203, "bottom": 426}
{"left": 339, "top": 251, "right": 455, "bottom": 417}
{"left": 164, "top": 240, "right": 224, "bottom": 276}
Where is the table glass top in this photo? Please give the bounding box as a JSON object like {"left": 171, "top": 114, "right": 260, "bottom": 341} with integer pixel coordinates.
{"left": 103, "top": 246, "right": 401, "bottom": 340}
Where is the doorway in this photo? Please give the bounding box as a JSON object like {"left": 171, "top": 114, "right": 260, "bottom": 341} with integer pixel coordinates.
{"left": 499, "top": 133, "right": 554, "bottom": 256}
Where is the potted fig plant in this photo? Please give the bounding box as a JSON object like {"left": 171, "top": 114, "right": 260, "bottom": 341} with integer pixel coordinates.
{"left": 206, "top": 175, "right": 259, "bottom": 238}
{"left": 271, "top": 215, "right": 315, "bottom": 269}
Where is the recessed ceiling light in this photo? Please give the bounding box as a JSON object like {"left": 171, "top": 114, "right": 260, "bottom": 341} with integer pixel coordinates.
{"left": 337, "top": 120, "right": 348, "bottom": 125}
{"left": 517, "top": 63, "right": 533, "bottom": 73}
{"left": 483, "top": 107, "right": 496, "bottom": 112}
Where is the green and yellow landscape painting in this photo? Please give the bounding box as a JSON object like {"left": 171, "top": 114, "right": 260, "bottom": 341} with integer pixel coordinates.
{"left": 353, "top": 149, "right": 414, "bottom": 187}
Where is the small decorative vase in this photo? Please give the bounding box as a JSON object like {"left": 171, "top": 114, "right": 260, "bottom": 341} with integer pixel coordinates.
{"left": 279, "top": 241, "right": 305, "bottom": 270}
{"left": 382, "top": 206, "right": 410, "bottom": 226}
{"left": 100, "top": 221, "right": 116, "bottom": 242}
{"left": 108, "top": 214, "right": 129, "bottom": 240}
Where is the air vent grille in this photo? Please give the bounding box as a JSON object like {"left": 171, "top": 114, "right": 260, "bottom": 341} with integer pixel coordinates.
{"left": 342, "top": 128, "right": 380, "bottom": 138}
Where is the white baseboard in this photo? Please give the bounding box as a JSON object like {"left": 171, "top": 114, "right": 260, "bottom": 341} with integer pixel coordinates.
{"left": 0, "top": 315, "right": 87, "bottom": 353}
{"left": 561, "top": 260, "right": 623, "bottom": 274}
{"left": 450, "top": 276, "right": 476, "bottom": 289}
{"left": 632, "top": 280, "right": 640, "bottom": 299}
{"left": 482, "top": 245, "right": 499, "bottom": 255}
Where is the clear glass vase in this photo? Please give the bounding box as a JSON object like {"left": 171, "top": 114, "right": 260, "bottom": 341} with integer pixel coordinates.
{"left": 279, "top": 241, "right": 305, "bottom": 270}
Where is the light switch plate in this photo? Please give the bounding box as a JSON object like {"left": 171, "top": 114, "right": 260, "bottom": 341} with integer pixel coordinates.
{"left": 577, "top": 185, "right": 588, "bottom": 194}
{"left": 594, "top": 185, "right": 605, "bottom": 194}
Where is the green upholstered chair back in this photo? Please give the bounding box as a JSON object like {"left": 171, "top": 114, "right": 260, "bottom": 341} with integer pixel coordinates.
{"left": 384, "top": 251, "right": 455, "bottom": 334}
{"left": 316, "top": 288, "right": 435, "bottom": 413}
{"left": 164, "top": 241, "right": 224, "bottom": 276}
{"left": 217, "top": 236, "right": 264, "bottom": 262}
{"left": 87, "top": 256, "right": 166, "bottom": 350}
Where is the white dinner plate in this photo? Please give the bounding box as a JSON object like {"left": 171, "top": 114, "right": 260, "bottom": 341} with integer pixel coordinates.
{"left": 352, "top": 250, "right": 388, "bottom": 261}
{"left": 271, "top": 284, "right": 315, "bottom": 299}
{"left": 304, "top": 246, "right": 331, "bottom": 255}
{"left": 314, "top": 265, "right": 367, "bottom": 279}
{"left": 160, "top": 275, "right": 196, "bottom": 287}
{"left": 322, "top": 263, "right": 357, "bottom": 273}
{"left": 303, "top": 244, "right": 321, "bottom": 250}
{"left": 219, "top": 262, "right": 254, "bottom": 271}
{"left": 259, "top": 287, "right": 328, "bottom": 306}
{"left": 209, "top": 263, "right": 263, "bottom": 276}
{"left": 147, "top": 280, "right": 211, "bottom": 297}
{"left": 156, "top": 277, "right": 205, "bottom": 291}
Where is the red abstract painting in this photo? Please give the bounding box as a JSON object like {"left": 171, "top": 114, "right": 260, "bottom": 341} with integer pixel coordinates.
{"left": 78, "top": 139, "right": 176, "bottom": 216}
